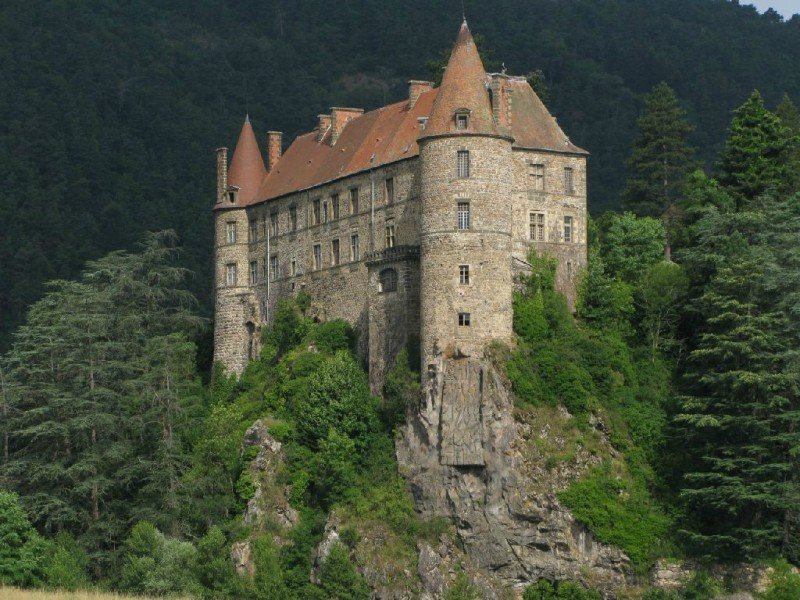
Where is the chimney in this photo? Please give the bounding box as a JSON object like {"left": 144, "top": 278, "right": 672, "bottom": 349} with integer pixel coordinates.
{"left": 408, "top": 80, "right": 433, "bottom": 108}
{"left": 330, "top": 107, "right": 363, "bottom": 144}
{"left": 216, "top": 147, "right": 228, "bottom": 204}
{"left": 318, "top": 114, "right": 332, "bottom": 141}
{"left": 266, "top": 131, "right": 282, "bottom": 172}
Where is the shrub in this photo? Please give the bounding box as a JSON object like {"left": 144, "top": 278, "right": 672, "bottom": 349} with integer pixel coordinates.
{"left": 523, "top": 578, "right": 602, "bottom": 599}
{"left": 680, "top": 571, "right": 722, "bottom": 600}
{"left": 309, "top": 319, "right": 355, "bottom": 354}
{"left": 0, "top": 490, "right": 49, "bottom": 586}
{"left": 194, "top": 526, "right": 237, "bottom": 598}
{"left": 251, "top": 536, "right": 289, "bottom": 600}
{"left": 381, "top": 346, "right": 421, "bottom": 430}
{"left": 43, "top": 532, "right": 89, "bottom": 591}
{"left": 446, "top": 572, "right": 480, "bottom": 600}
{"left": 314, "top": 543, "right": 370, "bottom": 600}
{"left": 761, "top": 560, "right": 800, "bottom": 600}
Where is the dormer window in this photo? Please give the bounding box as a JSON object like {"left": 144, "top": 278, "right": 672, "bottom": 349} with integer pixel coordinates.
{"left": 227, "top": 188, "right": 238, "bottom": 204}
{"left": 455, "top": 109, "right": 470, "bottom": 130}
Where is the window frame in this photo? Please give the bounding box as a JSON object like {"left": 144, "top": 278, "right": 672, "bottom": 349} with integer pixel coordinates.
{"left": 350, "top": 233, "right": 360, "bottom": 262}
{"left": 270, "top": 211, "right": 278, "bottom": 237}
{"left": 331, "top": 239, "right": 340, "bottom": 266}
{"left": 225, "top": 263, "right": 237, "bottom": 287}
{"left": 379, "top": 268, "right": 398, "bottom": 293}
{"left": 385, "top": 178, "right": 394, "bottom": 205}
{"left": 458, "top": 312, "right": 471, "bottom": 327}
{"left": 457, "top": 150, "right": 470, "bottom": 178}
{"left": 332, "top": 193, "right": 340, "bottom": 220}
{"left": 530, "top": 211, "right": 545, "bottom": 241}
{"left": 270, "top": 255, "right": 278, "bottom": 281}
{"left": 457, "top": 201, "right": 471, "bottom": 230}
{"left": 312, "top": 243, "right": 322, "bottom": 270}
{"left": 350, "top": 188, "right": 359, "bottom": 215}
{"left": 289, "top": 205, "right": 298, "bottom": 232}
{"left": 312, "top": 198, "right": 321, "bottom": 225}
{"left": 385, "top": 224, "right": 395, "bottom": 249}
{"left": 564, "top": 167, "right": 575, "bottom": 195}
{"left": 564, "top": 216, "right": 573, "bottom": 243}
{"left": 249, "top": 219, "right": 258, "bottom": 243}
{"left": 226, "top": 221, "right": 237, "bottom": 244}
{"left": 459, "top": 265, "right": 470, "bottom": 285}
{"left": 529, "top": 163, "right": 545, "bottom": 191}
{"left": 250, "top": 261, "right": 258, "bottom": 285}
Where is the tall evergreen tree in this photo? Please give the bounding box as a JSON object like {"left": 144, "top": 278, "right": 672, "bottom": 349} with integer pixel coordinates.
{"left": 623, "top": 82, "right": 695, "bottom": 257}
{"left": 775, "top": 94, "right": 800, "bottom": 194}
{"left": 718, "top": 91, "right": 791, "bottom": 207}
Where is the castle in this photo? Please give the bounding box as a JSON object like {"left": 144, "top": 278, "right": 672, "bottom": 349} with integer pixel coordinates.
{"left": 213, "top": 21, "right": 588, "bottom": 386}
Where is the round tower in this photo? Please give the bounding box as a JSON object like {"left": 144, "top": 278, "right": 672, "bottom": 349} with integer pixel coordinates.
{"left": 213, "top": 116, "right": 267, "bottom": 374}
{"left": 418, "top": 21, "right": 514, "bottom": 370}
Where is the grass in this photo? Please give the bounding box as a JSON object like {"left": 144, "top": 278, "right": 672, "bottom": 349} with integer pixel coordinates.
{"left": 0, "top": 588, "right": 188, "bottom": 600}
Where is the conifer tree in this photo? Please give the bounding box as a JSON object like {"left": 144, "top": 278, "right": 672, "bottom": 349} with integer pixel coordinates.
{"left": 718, "top": 91, "right": 791, "bottom": 207}
{"left": 775, "top": 94, "right": 800, "bottom": 194}
{"left": 623, "top": 82, "right": 695, "bottom": 256}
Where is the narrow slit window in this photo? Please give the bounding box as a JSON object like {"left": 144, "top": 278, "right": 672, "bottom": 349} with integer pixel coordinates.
{"left": 249, "top": 220, "right": 258, "bottom": 242}
{"left": 564, "top": 167, "right": 574, "bottom": 194}
{"left": 270, "top": 255, "right": 278, "bottom": 281}
{"left": 270, "top": 212, "right": 278, "bottom": 237}
{"left": 313, "top": 243, "right": 322, "bottom": 270}
{"left": 332, "top": 194, "right": 340, "bottom": 219}
{"left": 350, "top": 188, "right": 359, "bottom": 214}
{"left": 331, "top": 239, "right": 340, "bottom": 266}
{"left": 312, "top": 199, "right": 321, "bottom": 225}
{"left": 457, "top": 150, "right": 470, "bottom": 178}
{"left": 351, "top": 234, "right": 360, "bottom": 261}
{"left": 564, "top": 216, "right": 573, "bottom": 243}
{"left": 290, "top": 258, "right": 297, "bottom": 276}
{"left": 289, "top": 206, "right": 298, "bottom": 231}
{"left": 250, "top": 261, "right": 258, "bottom": 285}
{"left": 385, "top": 178, "right": 394, "bottom": 205}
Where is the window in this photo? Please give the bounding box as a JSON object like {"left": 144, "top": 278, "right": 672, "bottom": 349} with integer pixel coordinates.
{"left": 291, "top": 258, "right": 297, "bottom": 276}
{"left": 567, "top": 261, "right": 573, "bottom": 280}
{"left": 458, "top": 312, "right": 471, "bottom": 327}
{"left": 456, "top": 113, "right": 469, "bottom": 130}
{"left": 261, "top": 216, "right": 268, "bottom": 239}
{"left": 385, "top": 178, "right": 394, "bottom": 204}
{"left": 226, "top": 263, "right": 237, "bottom": 286}
{"left": 379, "top": 268, "right": 398, "bottom": 293}
{"left": 529, "top": 163, "right": 545, "bottom": 191}
{"left": 270, "top": 212, "right": 278, "bottom": 237}
{"left": 351, "top": 234, "right": 360, "bottom": 262}
{"left": 385, "top": 225, "right": 395, "bottom": 249}
{"left": 564, "top": 167, "right": 574, "bottom": 194}
{"left": 312, "top": 199, "right": 321, "bottom": 225}
{"left": 313, "top": 243, "right": 322, "bottom": 270}
{"left": 459, "top": 265, "right": 470, "bottom": 285}
{"left": 564, "top": 216, "right": 573, "bottom": 243}
{"left": 457, "top": 150, "right": 470, "bottom": 178}
{"left": 289, "top": 206, "right": 298, "bottom": 232}
{"left": 530, "top": 212, "right": 545, "bottom": 241}
{"left": 322, "top": 200, "right": 329, "bottom": 223}
{"left": 249, "top": 220, "right": 258, "bottom": 242}
{"left": 457, "top": 202, "right": 471, "bottom": 230}
{"left": 226, "top": 222, "right": 237, "bottom": 244}
{"left": 350, "top": 188, "right": 359, "bottom": 214}
{"left": 331, "top": 239, "right": 340, "bottom": 266}
{"left": 250, "top": 261, "right": 258, "bottom": 285}
{"left": 227, "top": 190, "right": 236, "bottom": 204}
{"left": 270, "top": 255, "right": 278, "bottom": 281}
{"left": 332, "top": 194, "right": 340, "bottom": 219}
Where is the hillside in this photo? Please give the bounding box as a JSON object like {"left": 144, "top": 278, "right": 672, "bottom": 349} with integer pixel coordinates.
{"left": 1, "top": 0, "right": 799, "bottom": 346}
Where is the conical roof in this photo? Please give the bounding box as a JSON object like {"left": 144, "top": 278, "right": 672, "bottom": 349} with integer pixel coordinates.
{"left": 422, "top": 20, "right": 497, "bottom": 138}
{"left": 227, "top": 116, "right": 267, "bottom": 205}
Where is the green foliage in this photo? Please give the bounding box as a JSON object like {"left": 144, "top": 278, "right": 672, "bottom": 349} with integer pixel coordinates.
{"left": 558, "top": 464, "right": 670, "bottom": 567}
{"left": 761, "top": 560, "right": 800, "bottom": 600}
{"left": 313, "top": 544, "right": 370, "bottom": 600}
{"left": 309, "top": 320, "right": 356, "bottom": 354}
{"left": 598, "top": 212, "right": 666, "bottom": 283}
{"left": 194, "top": 526, "right": 237, "bottom": 599}
{"left": 641, "top": 589, "right": 680, "bottom": 600}
{"left": 42, "top": 533, "right": 89, "bottom": 591}
{"left": 680, "top": 571, "right": 722, "bottom": 600}
{"left": 636, "top": 261, "right": 689, "bottom": 358}
{"left": 268, "top": 299, "right": 308, "bottom": 357}
{"left": 523, "top": 578, "right": 602, "bottom": 600}
{"left": 577, "top": 250, "right": 634, "bottom": 332}
{"left": 0, "top": 490, "right": 48, "bottom": 586}
{"left": 513, "top": 288, "right": 549, "bottom": 342}
{"left": 251, "top": 537, "right": 290, "bottom": 600}
{"left": 315, "top": 429, "right": 358, "bottom": 506}
{"left": 445, "top": 572, "right": 480, "bottom": 600}
{"left": 380, "top": 345, "right": 421, "bottom": 430}
{"left": 624, "top": 82, "right": 695, "bottom": 220}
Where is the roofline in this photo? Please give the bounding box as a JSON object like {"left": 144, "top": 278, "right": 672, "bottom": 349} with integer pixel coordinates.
{"left": 246, "top": 154, "right": 420, "bottom": 207}
{"left": 512, "top": 145, "right": 590, "bottom": 157}
{"left": 418, "top": 132, "right": 515, "bottom": 144}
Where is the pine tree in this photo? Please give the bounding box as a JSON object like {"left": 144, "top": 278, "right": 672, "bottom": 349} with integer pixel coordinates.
{"left": 623, "top": 82, "right": 695, "bottom": 257}
{"left": 775, "top": 94, "right": 800, "bottom": 195}
{"left": 718, "top": 91, "right": 791, "bottom": 207}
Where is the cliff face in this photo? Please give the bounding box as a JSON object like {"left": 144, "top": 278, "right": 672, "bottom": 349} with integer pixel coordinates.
{"left": 396, "top": 356, "right": 630, "bottom": 596}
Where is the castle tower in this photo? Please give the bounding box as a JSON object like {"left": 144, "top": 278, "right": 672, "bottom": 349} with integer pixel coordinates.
{"left": 213, "top": 116, "right": 267, "bottom": 374}
{"left": 418, "top": 21, "right": 515, "bottom": 371}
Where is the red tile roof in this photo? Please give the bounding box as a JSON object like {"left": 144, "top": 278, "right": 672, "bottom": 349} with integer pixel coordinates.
{"left": 228, "top": 23, "right": 587, "bottom": 207}
{"left": 422, "top": 20, "right": 498, "bottom": 139}
{"left": 225, "top": 116, "right": 267, "bottom": 206}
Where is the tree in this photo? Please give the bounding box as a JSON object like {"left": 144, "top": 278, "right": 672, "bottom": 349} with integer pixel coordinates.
{"left": 314, "top": 543, "right": 370, "bottom": 600}
{"left": 776, "top": 94, "right": 800, "bottom": 194}
{"left": 0, "top": 490, "right": 48, "bottom": 586}
{"left": 636, "top": 261, "right": 689, "bottom": 359}
{"left": 598, "top": 212, "right": 666, "bottom": 282}
{"left": 718, "top": 91, "right": 791, "bottom": 207}
{"left": 623, "top": 82, "right": 695, "bottom": 257}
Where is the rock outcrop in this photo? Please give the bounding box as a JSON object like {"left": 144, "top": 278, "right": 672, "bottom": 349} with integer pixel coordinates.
{"left": 396, "top": 356, "right": 630, "bottom": 596}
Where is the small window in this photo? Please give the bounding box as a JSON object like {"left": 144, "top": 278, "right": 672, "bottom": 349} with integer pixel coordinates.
{"left": 457, "top": 150, "right": 470, "bottom": 178}
{"left": 225, "top": 263, "right": 237, "bottom": 286}
{"left": 530, "top": 212, "right": 545, "bottom": 241}
{"left": 250, "top": 261, "right": 258, "bottom": 285}
{"left": 564, "top": 216, "right": 573, "bottom": 243}
{"left": 459, "top": 265, "right": 470, "bottom": 285}
{"left": 458, "top": 312, "right": 471, "bottom": 327}
{"left": 332, "top": 194, "right": 340, "bottom": 219}
{"left": 291, "top": 258, "right": 297, "bottom": 276}
{"left": 331, "top": 239, "right": 340, "bottom": 266}
{"left": 351, "top": 234, "right": 360, "bottom": 261}
{"left": 289, "top": 206, "right": 298, "bottom": 231}
{"left": 385, "top": 225, "right": 395, "bottom": 248}
{"left": 350, "top": 188, "right": 359, "bottom": 214}
{"left": 456, "top": 113, "right": 469, "bottom": 130}
{"left": 457, "top": 202, "right": 471, "bottom": 230}
{"left": 226, "top": 222, "right": 237, "bottom": 244}
{"left": 313, "top": 244, "right": 322, "bottom": 270}
{"left": 312, "top": 199, "right": 321, "bottom": 225}
{"left": 249, "top": 220, "right": 258, "bottom": 242}
{"left": 227, "top": 190, "right": 236, "bottom": 204}
{"left": 261, "top": 216, "right": 268, "bottom": 239}
{"left": 385, "top": 178, "right": 394, "bottom": 205}
{"left": 529, "top": 163, "right": 545, "bottom": 191}
{"left": 270, "top": 255, "right": 278, "bottom": 281}
{"left": 564, "top": 167, "right": 574, "bottom": 194}
{"left": 322, "top": 200, "right": 329, "bottom": 223}
{"left": 567, "top": 261, "right": 573, "bottom": 280}
{"left": 270, "top": 212, "right": 278, "bottom": 237}
{"left": 379, "top": 268, "right": 398, "bottom": 293}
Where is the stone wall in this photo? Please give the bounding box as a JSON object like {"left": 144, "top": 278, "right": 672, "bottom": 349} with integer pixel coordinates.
{"left": 510, "top": 148, "right": 588, "bottom": 309}
{"left": 419, "top": 134, "right": 514, "bottom": 369}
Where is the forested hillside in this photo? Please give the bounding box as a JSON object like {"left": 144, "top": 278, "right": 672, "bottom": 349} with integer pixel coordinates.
{"left": 1, "top": 0, "right": 799, "bottom": 348}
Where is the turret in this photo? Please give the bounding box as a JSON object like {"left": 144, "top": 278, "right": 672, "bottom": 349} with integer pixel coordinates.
{"left": 418, "top": 20, "right": 515, "bottom": 370}
{"left": 213, "top": 116, "right": 267, "bottom": 374}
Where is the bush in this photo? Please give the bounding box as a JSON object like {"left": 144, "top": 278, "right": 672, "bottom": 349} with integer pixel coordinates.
{"left": 381, "top": 346, "right": 421, "bottom": 430}
{"left": 314, "top": 543, "right": 370, "bottom": 600}
{"left": 680, "top": 570, "right": 722, "bottom": 600}
{"left": 43, "top": 532, "right": 89, "bottom": 591}
{"left": 445, "top": 572, "right": 480, "bottom": 600}
{"left": 0, "top": 490, "right": 49, "bottom": 586}
{"left": 761, "top": 560, "right": 800, "bottom": 600}
{"left": 309, "top": 319, "right": 356, "bottom": 354}
{"left": 523, "top": 578, "right": 602, "bottom": 599}
{"left": 194, "top": 526, "right": 237, "bottom": 599}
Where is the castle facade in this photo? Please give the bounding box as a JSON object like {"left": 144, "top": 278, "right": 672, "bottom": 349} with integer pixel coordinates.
{"left": 213, "top": 21, "right": 588, "bottom": 385}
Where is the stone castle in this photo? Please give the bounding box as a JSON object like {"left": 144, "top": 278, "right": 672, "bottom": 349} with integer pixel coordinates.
{"left": 213, "top": 20, "right": 588, "bottom": 385}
